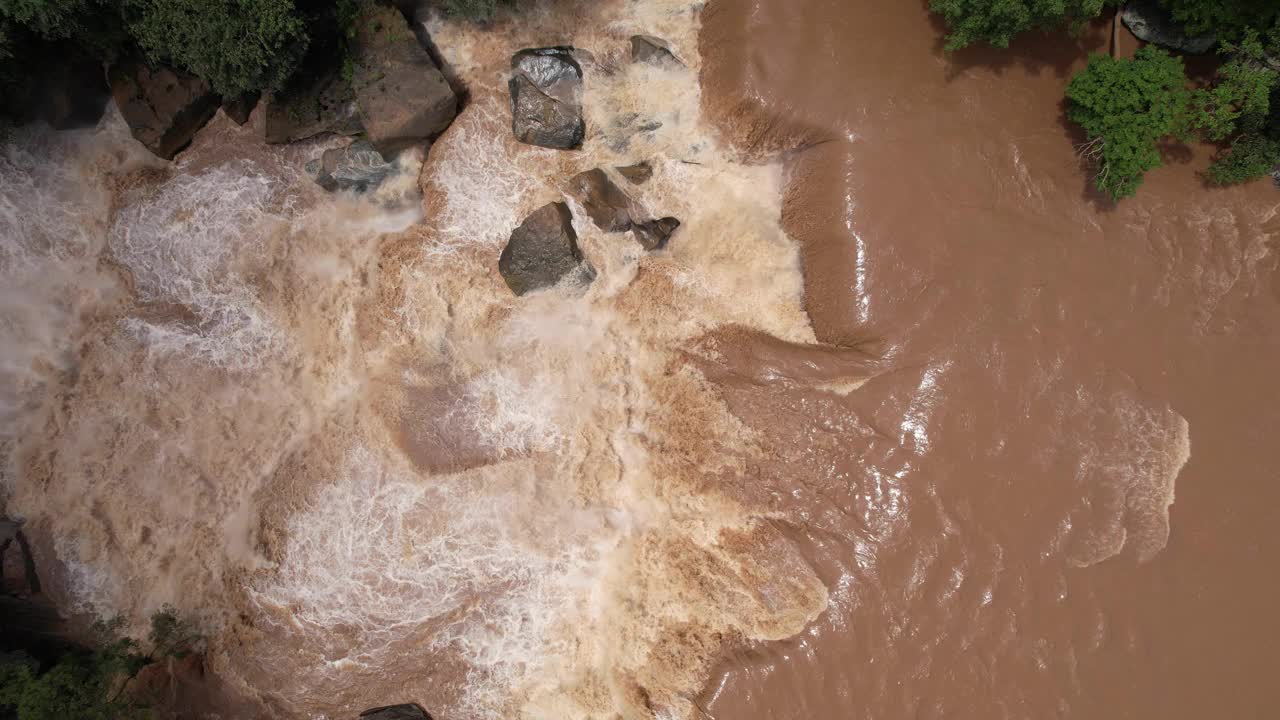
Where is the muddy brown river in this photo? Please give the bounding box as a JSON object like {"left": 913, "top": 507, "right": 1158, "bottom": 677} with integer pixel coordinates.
{"left": 1, "top": 0, "right": 1277, "bottom": 718}
{"left": 698, "top": 1, "right": 1280, "bottom": 718}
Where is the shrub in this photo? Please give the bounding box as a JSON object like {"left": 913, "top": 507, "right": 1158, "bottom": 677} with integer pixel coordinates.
{"left": 0, "top": 607, "right": 202, "bottom": 720}
{"left": 440, "top": 0, "right": 504, "bottom": 22}
{"left": 929, "top": 0, "right": 1114, "bottom": 50}
{"left": 1066, "top": 46, "right": 1193, "bottom": 200}
{"left": 125, "top": 0, "right": 310, "bottom": 96}
{"left": 1206, "top": 129, "right": 1280, "bottom": 183}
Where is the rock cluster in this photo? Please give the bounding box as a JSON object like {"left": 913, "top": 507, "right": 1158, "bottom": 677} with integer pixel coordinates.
{"left": 108, "top": 61, "right": 222, "bottom": 160}
{"left": 498, "top": 36, "right": 690, "bottom": 295}
{"left": 305, "top": 139, "right": 396, "bottom": 193}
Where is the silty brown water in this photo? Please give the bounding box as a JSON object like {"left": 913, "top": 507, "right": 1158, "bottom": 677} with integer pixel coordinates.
{"left": 697, "top": 1, "right": 1280, "bottom": 718}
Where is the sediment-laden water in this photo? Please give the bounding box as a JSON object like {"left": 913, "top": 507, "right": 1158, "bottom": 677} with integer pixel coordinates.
{"left": 1, "top": 0, "right": 1278, "bottom": 718}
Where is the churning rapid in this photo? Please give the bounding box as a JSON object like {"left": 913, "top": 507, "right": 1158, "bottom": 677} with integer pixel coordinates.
{"left": 2, "top": 0, "right": 1279, "bottom": 719}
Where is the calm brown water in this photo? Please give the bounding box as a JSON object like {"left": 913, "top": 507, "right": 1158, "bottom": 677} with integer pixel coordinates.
{"left": 1, "top": 0, "right": 1277, "bottom": 718}
{"left": 697, "top": 1, "right": 1280, "bottom": 718}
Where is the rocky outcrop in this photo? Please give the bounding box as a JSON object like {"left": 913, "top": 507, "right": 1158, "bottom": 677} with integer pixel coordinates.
{"left": 499, "top": 202, "right": 591, "bottom": 295}
{"left": 265, "top": 70, "right": 362, "bottom": 144}
{"left": 566, "top": 168, "right": 637, "bottom": 232}
{"left": 1121, "top": 0, "right": 1216, "bottom": 54}
{"left": 108, "top": 61, "right": 221, "bottom": 160}
{"left": 632, "top": 216, "right": 680, "bottom": 251}
{"left": 305, "top": 139, "right": 395, "bottom": 193}
{"left": 349, "top": 3, "right": 457, "bottom": 155}
{"left": 509, "top": 47, "right": 585, "bottom": 149}
{"left": 222, "top": 92, "right": 259, "bottom": 126}
{"left": 631, "top": 35, "right": 683, "bottom": 67}
{"left": 616, "top": 161, "right": 653, "bottom": 185}
{"left": 359, "top": 704, "right": 433, "bottom": 720}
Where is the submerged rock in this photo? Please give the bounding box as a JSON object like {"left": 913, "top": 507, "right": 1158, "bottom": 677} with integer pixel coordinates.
{"left": 499, "top": 202, "right": 591, "bottom": 295}
{"left": 632, "top": 216, "right": 681, "bottom": 251}
{"left": 265, "top": 70, "right": 362, "bottom": 144}
{"left": 616, "top": 161, "right": 653, "bottom": 185}
{"left": 359, "top": 704, "right": 433, "bottom": 720}
{"left": 631, "top": 35, "right": 683, "bottom": 67}
{"left": 350, "top": 3, "right": 457, "bottom": 155}
{"left": 509, "top": 46, "right": 585, "bottom": 149}
{"left": 566, "top": 168, "right": 637, "bottom": 232}
{"left": 1121, "top": 0, "right": 1216, "bottom": 54}
{"left": 305, "top": 139, "right": 395, "bottom": 193}
{"left": 108, "top": 61, "right": 220, "bottom": 160}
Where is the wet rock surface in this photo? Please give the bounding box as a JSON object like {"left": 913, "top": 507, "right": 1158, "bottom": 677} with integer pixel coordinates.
{"left": 1122, "top": 0, "right": 1217, "bottom": 54}
{"left": 221, "top": 92, "right": 259, "bottom": 126}
{"left": 265, "top": 70, "right": 362, "bottom": 144}
{"left": 305, "top": 139, "right": 395, "bottom": 193}
{"left": 108, "top": 61, "right": 220, "bottom": 160}
{"left": 632, "top": 216, "right": 681, "bottom": 251}
{"left": 566, "top": 168, "right": 638, "bottom": 232}
{"left": 359, "top": 704, "right": 433, "bottom": 720}
{"left": 631, "top": 34, "right": 683, "bottom": 67}
{"left": 616, "top": 161, "right": 653, "bottom": 184}
{"left": 350, "top": 3, "right": 457, "bottom": 155}
{"left": 499, "top": 202, "right": 590, "bottom": 295}
{"left": 509, "top": 47, "right": 585, "bottom": 149}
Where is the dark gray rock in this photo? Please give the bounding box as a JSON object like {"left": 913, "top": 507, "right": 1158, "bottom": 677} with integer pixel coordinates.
{"left": 616, "top": 161, "right": 653, "bottom": 185}
{"left": 305, "top": 139, "right": 395, "bottom": 193}
{"left": 632, "top": 216, "right": 680, "bottom": 251}
{"left": 350, "top": 3, "right": 457, "bottom": 155}
{"left": 566, "top": 168, "right": 637, "bottom": 232}
{"left": 222, "top": 92, "right": 259, "bottom": 126}
{"left": 359, "top": 704, "right": 432, "bottom": 720}
{"left": 265, "top": 71, "right": 362, "bottom": 144}
{"left": 499, "top": 202, "right": 591, "bottom": 295}
{"left": 23, "top": 50, "right": 110, "bottom": 130}
{"left": 509, "top": 47, "right": 585, "bottom": 149}
{"left": 108, "top": 61, "right": 221, "bottom": 160}
{"left": 631, "top": 35, "right": 683, "bottom": 67}
{"left": 1121, "top": 0, "right": 1216, "bottom": 54}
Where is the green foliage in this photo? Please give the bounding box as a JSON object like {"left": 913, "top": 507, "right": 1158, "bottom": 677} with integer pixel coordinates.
{"left": 1206, "top": 131, "right": 1280, "bottom": 182}
{"left": 441, "top": 0, "right": 502, "bottom": 22}
{"left": 0, "top": 607, "right": 202, "bottom": 720}
{"left": 125, "top": 0, "right": 309, "bottom": 96}
{"left": 0, "top": 0, "right": 95, "bottom": 40}
{"left": 1191, "top": 33, "right": 1277, "bottom": 139}
{"left": 1159, "top": 0, "right": 1279, "bottom": 42}
{"left": 1066, "top": 46, "right": 1193, "bottom": 200}
{"left": 929, "top": 0, "right": 1114, "bottom": 50}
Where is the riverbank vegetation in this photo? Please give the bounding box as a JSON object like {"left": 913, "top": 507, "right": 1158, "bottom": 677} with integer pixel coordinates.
{"left": 931, "top": 0, "right": 1280, "bottom": 199}
{"left": 0, "top": 0, "right": 495, "bottom": 125}
{"left": 0, "top": 607, "right": 201, "bottom": 720}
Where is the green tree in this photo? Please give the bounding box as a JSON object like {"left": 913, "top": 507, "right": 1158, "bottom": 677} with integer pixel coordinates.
{"left": 1159, "top": 0, "right": 1279, "bottom": 42}
{"left": 125, "top": 0, "right": 309, "bottom": 96}
{"left": 1066, "top": 45, "right": 1193, "bottom": 200}
{"left": 929, "top": 0, "right": 1115, "bottom": 50}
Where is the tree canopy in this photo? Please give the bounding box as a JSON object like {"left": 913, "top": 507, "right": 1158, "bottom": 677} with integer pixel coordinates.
{"left": 929, "top": 0, "right": 1115, "bottom": 50}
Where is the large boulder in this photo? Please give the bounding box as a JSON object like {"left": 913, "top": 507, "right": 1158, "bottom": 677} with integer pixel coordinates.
{"left": 631, "top": 35, "right": 683, "bottom": 67}
{"left": 349, "top": 3, "right": 457, "bottom": 155}
{"left": 108, "top": 61, "right": 220, "bottom": 160}
{"left": 359, "top": 704, "right": 433, "bottom": 720}
{"left": 499, "top": 202, "right": 591, "bottom": 295}
{"left": 305, "top": 139, "right": 395, "bottom": 193}
{"left": 509, "top": 47, "right": 585, "bottom": 149}
{"left": 566, "top": 168, "right": 637, "bottom": 232}
{"left": 1121, "top": 0, "right": 1216, "bottom": 54}
{"left": 265, "top": 70, "right": 362, "bottom": 144}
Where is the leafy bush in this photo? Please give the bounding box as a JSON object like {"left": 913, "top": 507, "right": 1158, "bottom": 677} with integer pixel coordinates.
{"left": 1066, "top": 46, "right": 1193, "bottom": 200}
{"left": 0, "top": 607, "right": 202, "bottom": 720}
{"left": 929, "top": 0, "right": 1114, "bottom": 50}
{"left": 125, "top": 0, "right": 310, "bottom": 96}
{"left": 1159, "top": 0, "right": 1279, "bottom": 41}
{"left": 1206, "top": 131, "right": 1280, "bottom": 182}
{"left": 440, "top": 0, "right": 505, "bottom": 22}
